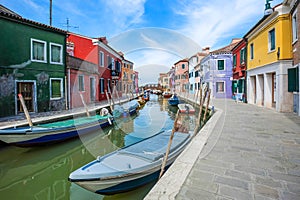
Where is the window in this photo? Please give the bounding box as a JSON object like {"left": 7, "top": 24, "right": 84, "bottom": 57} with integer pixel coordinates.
{"left": 31, "top": 38, "right": 46, "bottom": 62}
{"left": 50, "top": 43, "right": 63, "bottom": 64}
{"left": 99, "top": 51, "right": 104, "bottom": 67}
{"left": 292, "top": 10, "right": 298, "bottom": 43}
{"left": 233, "top": 54, "right": 237, "bottom": 67}
{"left": 182, "top": 64, "right": 185, "bottom": 69}
{"left": 50, "top": 78, "right": 63, "bottom": 99}
{"left": 100, "top": 78, "right": 104, "bottom": 94}
{"left": 250, "top": 43, "right": 254, "bottom": 60}
{"left": 78, "top": 75, "right": 84, "bottom": 91}
{"left": 216, "top": 82, "right": 225, "bottom": 93}
{"left": 107, "top": 56, "right": 112, "bottom": 69}
{"left": 217, "top": 60, "right": 225, "bottom": 70}
{"left": 240, "top": 48, "right": 246, "bottom": 64}
{"left": 268, "top": 28, "right": 276, "bottom": 51}
{"left": 288, "top": 67, "right": 299, "bottom": 92}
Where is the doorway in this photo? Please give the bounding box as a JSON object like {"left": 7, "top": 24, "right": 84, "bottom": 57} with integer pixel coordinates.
{"left": 16, "top": 81, "right": 35, "bottom": 113}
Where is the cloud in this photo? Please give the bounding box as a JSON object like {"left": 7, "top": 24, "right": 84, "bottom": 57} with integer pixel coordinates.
{"left": 102, "top": 0, "right": 146, "bottom": 30}
{"left": 172, "top": 0, "right": 282, "bottom": 49}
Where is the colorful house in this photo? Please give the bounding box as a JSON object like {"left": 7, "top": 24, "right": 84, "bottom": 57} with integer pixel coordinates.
{"left": 188, "top": 51, "right": 209, "bottom": 94}
{"left": 232, "top": 39, "right": 247, "bottom": 102}
{"left": 285, "top": 0, "right": 300, "bottom": 115}
{"left": 122, "top": 59, "right": 135, "bottom": 94}
{"left": 200, "top": 39, "right": 241, "bottom": 99}
{"left": 0, "top": 5, "right": 67, "bottom": 117}
{"left": 67, "top": 34, "right": 123, "bottom": 108}
{"left": 174, "top": 59, "right": 189, "bottom": 94}
{"left": 245, "top": 2, "right": 294, "bottom": 112}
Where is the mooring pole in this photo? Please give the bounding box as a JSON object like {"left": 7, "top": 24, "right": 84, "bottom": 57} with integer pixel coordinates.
{"left": 18, "top": 94, "right": 33, "bottom": 127}
{"left": 159, "top": 110, "right": 180, "bottom": 179}
{"left": 79, "top": 92, "right": 90, "bottom": 117}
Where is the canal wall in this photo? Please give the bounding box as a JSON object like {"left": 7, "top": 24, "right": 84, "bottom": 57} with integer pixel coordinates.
{"left": 145, "top": 98, "right": 300, "bottom": 199}
{"left": 0, "top": 93, "right": 142, "bottom": 129}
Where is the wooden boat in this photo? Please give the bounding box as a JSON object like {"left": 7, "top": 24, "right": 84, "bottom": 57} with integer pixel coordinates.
{"left": 168, "top": 94, "right": 180, "bottom": 106}
{"left": 122, "top": 100, "right": 140, "bottom": 116}
{"left": 162, "top": 92, "right": 172, "bottom": 98}
{"left": 0, "top": 114, "right": 114, "bottom": 147}
{"left": 137, "top": 97, "right": 146, "bottom": 106}
{"left": 113, "top": 100, "right": 139, "bottom": 119}
{"left": 178, "top": 103, "right": 195, "bottom": 114}
{"left": 68, "top": 129, "right": 192, "bottom": 195}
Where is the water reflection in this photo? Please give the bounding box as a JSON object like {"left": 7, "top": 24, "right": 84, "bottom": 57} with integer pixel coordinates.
{"left": 0, "top": 94, "right": 188, "bottom": 200}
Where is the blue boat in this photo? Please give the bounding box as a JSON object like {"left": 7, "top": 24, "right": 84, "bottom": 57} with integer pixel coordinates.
{"left": 0, "top": 114, "right": 114, "bottom": 147}
{"left": 68, "top": 129, "right": 192, "bottom": 195}
{"left": 168, "top": 94, "right": 180, "bottom": 106}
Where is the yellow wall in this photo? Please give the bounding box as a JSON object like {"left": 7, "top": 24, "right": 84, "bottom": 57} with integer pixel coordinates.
{"left": 247, "top": 14, "right": 292, "bottom": 70}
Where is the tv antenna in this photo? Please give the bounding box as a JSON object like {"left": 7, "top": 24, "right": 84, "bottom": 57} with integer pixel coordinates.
{"left": 63, "top": 18, "right": 79, "bottom": 31}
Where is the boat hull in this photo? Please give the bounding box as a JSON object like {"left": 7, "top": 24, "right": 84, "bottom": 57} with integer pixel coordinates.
{"left": 0, "top": 116, "right": 113, "bottom": 147}
{"left": 69, "top": 130, "right": 192, "bottom": 195}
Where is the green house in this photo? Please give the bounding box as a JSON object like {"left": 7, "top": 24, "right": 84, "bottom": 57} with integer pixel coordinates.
{"left": 0, "top": 5, "right": 67, "bottom": 117}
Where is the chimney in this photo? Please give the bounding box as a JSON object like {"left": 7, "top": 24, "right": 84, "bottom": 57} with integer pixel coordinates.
{"left": 202, "top": 47, "right": 210, "bottom": 54}
{"left": 98, "top": 37, "right": 108, "bottom": 44}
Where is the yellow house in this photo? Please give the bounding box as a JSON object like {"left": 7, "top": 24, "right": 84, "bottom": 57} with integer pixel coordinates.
{"left": 245, "top": 3, "right": 294, "bottom": 112}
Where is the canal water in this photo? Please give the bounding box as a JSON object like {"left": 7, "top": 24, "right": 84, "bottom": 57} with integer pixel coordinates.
{"left": 0, "top": 94, "right": 197, "bottom": 200}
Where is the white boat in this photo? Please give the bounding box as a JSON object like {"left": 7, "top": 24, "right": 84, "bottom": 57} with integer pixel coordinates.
{"left": 68, "top": 129, "right": 192, "bottom": 195}
{"left": 178, "top": 103, "right": 195, "bottom": 114}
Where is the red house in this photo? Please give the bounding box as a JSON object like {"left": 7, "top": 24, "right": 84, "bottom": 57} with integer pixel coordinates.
{"left": 232, "top": 39, "right": 247, "bottom": 102}
{"left": 66, "top": 33, "right": 122, "bottom": 108}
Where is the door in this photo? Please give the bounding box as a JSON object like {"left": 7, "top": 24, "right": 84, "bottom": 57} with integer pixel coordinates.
{"left": 17, "top": 82, "right": 34, "bottom": 113}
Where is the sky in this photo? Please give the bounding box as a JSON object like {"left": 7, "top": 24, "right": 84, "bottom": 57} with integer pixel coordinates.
{"left": 0, "top": 0, "right": 283, "bottom": 85}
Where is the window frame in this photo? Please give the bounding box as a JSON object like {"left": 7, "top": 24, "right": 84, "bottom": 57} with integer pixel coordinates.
{"left": 78, "top": 75, "right": 85, "bottom": 92}
{"left": 100, "top": 78, "right": 105, "bottom": 94}
{"left": 216, "top": 59, "right": 225, "bottom": 71}
{"left": 250, "top": 43, "right": 254, "bottom": 60}
{"left": 216, "top": 81, "right": 225, "bottom": 93}
{"left": 268, "top": 28, "right": 276, "bottom": 52}
{"left": 31, "top": 38, "right": 47, "bottom": 63}
{"left": 50, "top": 42, "right": 63, "bottom": 65}
{"left": 50, "top": 78, "right": 63, "bottom": 100}
{"left": 292, "top": 9, "right": 298, "bottom": 44}
{"left": 99, "top": 51, "right": 104, "bottom": 67}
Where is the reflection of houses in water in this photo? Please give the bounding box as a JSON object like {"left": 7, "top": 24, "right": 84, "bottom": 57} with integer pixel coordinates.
{"left": 0, "top": 129, "right": 117, "bottom": 200}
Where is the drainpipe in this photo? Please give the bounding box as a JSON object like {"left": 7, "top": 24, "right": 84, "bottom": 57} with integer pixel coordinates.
{"left": 68, "top": 68, "right": 71, "bottom": 110}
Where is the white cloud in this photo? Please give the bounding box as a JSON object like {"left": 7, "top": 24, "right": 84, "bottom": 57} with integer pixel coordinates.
{"left": 173, "top": 0, "right": 283, "bottom": 49}
{"left": 103, "top": 0, "right": 146, "bottom": 30}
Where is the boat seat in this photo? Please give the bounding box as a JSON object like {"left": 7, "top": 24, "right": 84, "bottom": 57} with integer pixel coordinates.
{"left": 119, "top": 131, "right": 190, "bottom": 161}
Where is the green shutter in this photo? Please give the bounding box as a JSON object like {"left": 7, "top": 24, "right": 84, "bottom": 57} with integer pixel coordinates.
{"left": 288, "top": 67, "right": 299, "bottom": 92}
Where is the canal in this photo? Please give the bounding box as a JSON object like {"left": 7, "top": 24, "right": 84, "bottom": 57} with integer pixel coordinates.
{"left": 0, "top": 94, "right": 196, "bottom": 199}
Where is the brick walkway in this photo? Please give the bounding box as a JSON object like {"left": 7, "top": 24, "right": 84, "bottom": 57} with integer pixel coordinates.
{"left": 145, "top": 99, "right": 300, "bottom": 200}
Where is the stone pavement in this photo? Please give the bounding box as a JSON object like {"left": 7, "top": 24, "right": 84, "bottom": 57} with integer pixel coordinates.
{"left": 145, "top": 99, "right": 300, "bottom": 200}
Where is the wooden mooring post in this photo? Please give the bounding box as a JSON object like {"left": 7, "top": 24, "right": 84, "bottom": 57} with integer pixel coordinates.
{"left": 159, "top": 110, "right": 180, "bottom": 179}
{"left": 79, "top": 92, "right": 90, "bottom": 117}
{"left": 203, "top": 89, "right": 211, "bottom": 123}
{"left": 18, "top": 93, "right": 33, "bottom": 127}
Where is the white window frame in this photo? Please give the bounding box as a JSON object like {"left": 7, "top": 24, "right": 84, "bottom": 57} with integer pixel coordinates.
{"left": 216, "top": 59, "right": 226, "bottom": 71}
{"left": 216, "top": 81, "right": 225, "bottom": 93}
{"left": 31, "top": 38, "right": 47, "bottom": 63}
{"left": 50, "top": 78, "right": 63, "bottom": 100}
{"left": 292, "top": 9, "right": 298, "bottom": 44}
{"left": 100, "top": 51, "right": 104, "bottom": 67}
{"left": 50, "top": 42, "right": 63, "bottom": 65}
{"left": 268, "top": 28, "right": 276, "bottom": 52}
